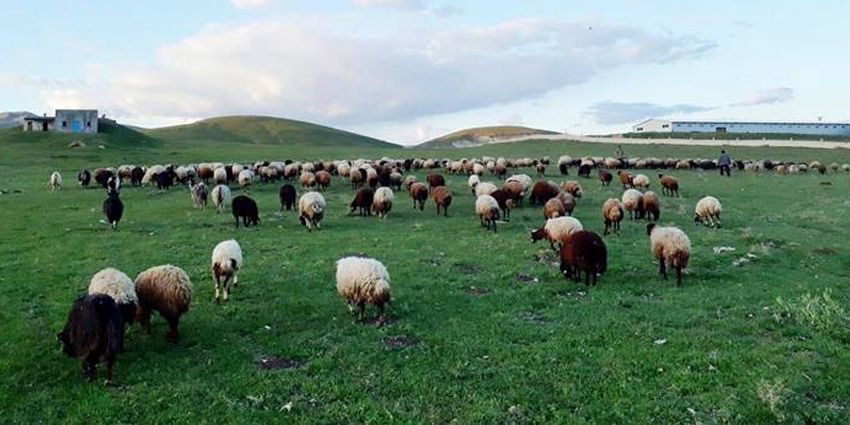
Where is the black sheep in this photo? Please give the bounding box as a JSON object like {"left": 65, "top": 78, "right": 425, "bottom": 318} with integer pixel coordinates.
{"left": 279, "top": 183, "right": 296, "bottom": 211}
{"left": 94, "top": 169, "right": 114, "bottom": 188}
{"left": 578, "top": 164, "right": 592, "bottom": 178}
{"left": 232, "top": 195, "right": 259, "bottom": 227}
{"left": 154, "top": 170, "right": 175, "bottom": 190}
{"left": 349, "top": 188, "right": 374, "bottom": 216}
{"left": 130, "top": 167, "right": 144, "bottom": 186}
{"left": 57, "top": 294, "right": 125, "bottom": 384}
{"left": 78, "top": 169, "right": 91, "bottom": 187}
{"left": 102, "top": 191, "right": 124, "bottom": 230}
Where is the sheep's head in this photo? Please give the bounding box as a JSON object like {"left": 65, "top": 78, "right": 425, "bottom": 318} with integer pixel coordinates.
{"left": 646, "top": 223, "right": 657, "bottom": 236}
{"left": 530, "top": 228, "right": 547, "bottom": 242}
{"left": 312, "top": 204, "right": 324, "bottom": 215}
{"left": 693, "top": 213, "right": 702, "bottom": 224}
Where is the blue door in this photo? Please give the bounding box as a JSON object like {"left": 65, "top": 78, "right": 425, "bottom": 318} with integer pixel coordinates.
{"left": 71, "top": 120, "right": 83, "bottom": 132}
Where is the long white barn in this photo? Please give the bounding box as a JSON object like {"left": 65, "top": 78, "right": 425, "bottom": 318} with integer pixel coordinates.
{"left": 632, "top": 119, "right": 850, "bottom": 136}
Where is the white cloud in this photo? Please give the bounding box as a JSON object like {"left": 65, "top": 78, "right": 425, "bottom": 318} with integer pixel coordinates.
{"left": 230, "top": 0, "right": 275, "bottom": 9}
{"left": 353, "top": 0, "right": 425, "bottom": 11}
{"left": 732, "top": 87, "right": 794, "bottom": 107}
{"left": 38, "top": 18, "right": 714, "bottom": 128}
{"left": 586, "top": 101, "right": 714, "bottom": 124}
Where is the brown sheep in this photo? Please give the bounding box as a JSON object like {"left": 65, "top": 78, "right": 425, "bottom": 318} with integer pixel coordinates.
{"left": 502, "top": 181, "right": 526, "bottom": 206}
{"left": 300, "top": 171, "right": 316, "bottom": 188}
{"left": 559, "top": 230, "right": 607, "bottom": 286}
{"left": 617, "top": 170, "right": 633, "bottom": 189}
{"left": 350, "top": 188, "right": 374, "bottom": 216}
{"left": 134, "top": 265, "right": 193, "bottom": 341}
{"left": 543, "top": 198, "right": 565, "bottom": 219}
{"left": 409, "top": 182, "right": 428, "bottom": 210}
{"left": 315, "top": 170, "right": 332, "bottom": 191}
{"left": 560, "top": 180, "right": 583, "bottom": 198}
{"left": 529, "top": 181, "right": 560, "bottom": 205}
{"left": 598, "top": 169, "right": 613, "bottom": 186}
{"left": 601, "top": 198, "right": 624, "bottom": 235}
{"left": 432, "top": 185, "right": 452, "bottom": 216}
{"left": 658, "top": 174, "right": 679, "bottom": 197}
{"left": 643, "top": 191, "right": 660, "bottom": 221}
{"left": 489, "top": 189, "right": 514, "bottom": 219}
{"left": 493, "top": 163, "right": 508, "bottom": 179}
{"left": 426, "top": 172, "right": 445, "bottom": 189}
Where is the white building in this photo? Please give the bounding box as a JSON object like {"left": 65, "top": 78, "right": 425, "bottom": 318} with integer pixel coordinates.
{"left": 23, "top": 109, "right": 100, "bottom": 134}
{"left": 632, "top": 119, "right": 850, "bottom": 136}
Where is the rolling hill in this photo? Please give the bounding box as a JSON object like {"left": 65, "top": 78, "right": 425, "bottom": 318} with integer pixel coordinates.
{"left": 420, "top": 125, "right": 560, "bottom": 148}
{"left": 0, "top": 111, "right": 37, "bottom": 129}
{"left": 145, "top": 115, "right": 398, "bottom": 148}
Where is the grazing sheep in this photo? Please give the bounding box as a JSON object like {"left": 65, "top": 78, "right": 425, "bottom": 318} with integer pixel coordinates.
{"left": 350, "top": 188, "right": 374, "bottom": 216}
{"left": 388, "top": 171, "right": 403, "bottom": 191}
{"left": 475, "top": 181, "right": 498, "bottom": 197}
{"left": 694, "top": 196, "right": 722, "bottom": 227}
{"left": 493, "top": 163, "right": 508, "bottom": 179}
{"left": 468, "top": 174, "right": 480, "bottom": 195}
{"left": 190, "top": 182, "right": 208, "bottom": 210}
{"left": 278, "top": 183, "right": 296, "bottom": 212}
{"left": 601, "top": 198, "right": 624, "bottom": 236}
{"left": 543, "top": 198, "right": 566, "bottom": 219}
{"left": 134, "top": 265, "right": 193, "bottom": 341}
{"left": 335, "top": 256, "right": 391, "bottom": 323}
{"left": 88, "top": 267, "right": 138, "bottom": 325}
{"left": 531, "top": 216, "right": 583, "bottom": 250}
{"left": 476, "top": 195, "right": 501, "bottom": 232}
{"left": 578, "top": 164, "right": 592, "bottom": 178}
{"left": 78, "top": 169, "right": 91, "bottom": 187}
{"left": 95, "top": 168, "right": 115, "bottom": 188}
{"left": 560, "top": 231, "right": 607, "bottom": 286}
{"left": 558, "top": 155, "right": 571, "bottom": 175}
{"left": 349, "top": 167, "right": 364, "bottom": 189}
{"left": 529, "top": 180, "right": 560, "bottom": 205}
{"left": 49, "top": 171, "right": 62, "bottom": 191}
{"left": 409, "top": 182, "right": 428, "bottom": 210}
{"left": 536, "top": 163, "right": 547, "bottom": 177}
{"left": 598, "top": 169, "right": 612, "bottom": 186}
{"left": 403, "top": 175, "right": 418, "bottom": 190}
{"left": 238, "top": 170, "right": 254, "bottom": 188}
{"left": 631, "top": 174, "right": 650, "bottom": 189}
{"left": 621, "top": 189, "right": 644, "bottom": 220}
{"left": 426, "top": 173, "right": 445, "bottom": 189}
{"left": 658, "top": 174, "right": 680, "bottom": 197}
{"left": 489, "top": 189, "right": 514, "bottom": 219}
{"left": 57, "top": 294, "right": 124, "bottom": 384}
{"left": 842, "top": 164, "right": 850, "bottom": 173}
{"left": 642, "top": 191, "right": 660, "bottom": 221}
{"left": 502, "top": 181, "right": 526, "bottom": 206}
{"left": 617, "top": 171, "right": 633, "bottom": 189}
{"left": 130, "top": 167, "right": 144, "bottom": 186}
{"left": 506, "top": 174, "right": 532, "bottom": 191}
{"left": 154, "top": 169, "right": 176, "bottom": 190}
{"left": 300, "top": 171, "right": 317, "bottom": 188}
{"left": 372, "top": 187, "right": 394, "bottom": 218}
{"left": 298, "top": 191, "right": 326, "bottom": 230}
{"left": 432, "top": 186, "right": 453, "bottom": 216}
{"left": 366, "top": 167, "right": 379, "bottom": 189}
{"left": 231, "top": 195, "right": 260, "bottom": 227}
{"left": 211, "top": 240, "right": 243, "bottom": 302}
{"left": 212, "top": 167, "right": 228, "bottom": 185}
{"left": 647, "top": 223, "right": 691, "bottom": 285}
{"left": 211, "top": 184, "right": 231, "bottom": 213}
{"left": 102, "top": 191, "right": 124, "bottom": 230}
{"left": 560, "top": 180, "right": 583, "bottom": 198}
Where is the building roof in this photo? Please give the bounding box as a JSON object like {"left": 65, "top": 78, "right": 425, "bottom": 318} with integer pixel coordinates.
{"left": 23, "top": 116, "right": 55, "bottom": 122}
{"left": 671, "top": 120, "right": 849, "bottom": 126}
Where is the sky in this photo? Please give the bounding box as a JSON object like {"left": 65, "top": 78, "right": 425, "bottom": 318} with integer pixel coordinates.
{"left": 1, "top": 0, "right": 848, "bottom": 145}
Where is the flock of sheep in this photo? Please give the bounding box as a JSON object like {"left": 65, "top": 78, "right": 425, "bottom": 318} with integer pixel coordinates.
{"left": 49, "top": 152, "right": 840, "bottom": 384}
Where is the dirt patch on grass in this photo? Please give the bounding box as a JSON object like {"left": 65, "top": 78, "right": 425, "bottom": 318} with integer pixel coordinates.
{"left": 515, "top": 273, "right": 539, "bottom": 284}
{"left": 453, "top": 263, "right": 482, "bottom": 274}
{"left": 812, "top": 247, "right": 837, "bottom": 256}
{"left": 463, "top": 286, "right": 491, "bottom": 296}
{"left": 421, "top": 258, "right": 443, "bottom": 267}
{"left": 257, "top": 356, "right": 306, "bottom": 370}
{"left": 517, "top": 311, "right": 551, "bottom": 324}
{"left": 382, "top": 335, "right": 419, "bottom": 349}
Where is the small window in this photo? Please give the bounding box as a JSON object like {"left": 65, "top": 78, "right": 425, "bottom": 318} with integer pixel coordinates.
{"left": 662, "top": 124, "right": 669, "bottom": 128}
{"left": 86, "top": 121, "right": 91, "bottom": 128}
{"left": 636, "top": 127, "right": 644, "bottom": 131}
{"left": 62, "top": 121, "right": 67, "bottom": 128}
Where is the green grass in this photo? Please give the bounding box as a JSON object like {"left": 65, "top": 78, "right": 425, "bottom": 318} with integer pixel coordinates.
{"left": 420, "top": 125, "right": 559, "bottom": 148}
{"left": 1, "top": 127, "right": 850, "bottom": 423}
{"left": 622, "top": 131, "right": 850, "bottom": 142}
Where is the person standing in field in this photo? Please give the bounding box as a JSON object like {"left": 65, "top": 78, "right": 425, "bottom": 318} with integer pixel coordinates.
{"left": 615, "top": 144, "right": 625, "bottom": 159}
{"left": 718, "top": 149, "right": 731, "bottom": 177}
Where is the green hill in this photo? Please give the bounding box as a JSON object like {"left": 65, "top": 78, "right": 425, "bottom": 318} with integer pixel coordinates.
{"left": 420, "top": 125, "right": 559, "bottom": 148}
{"left": 145, "top": 115, "right": 398, "bottom": 148}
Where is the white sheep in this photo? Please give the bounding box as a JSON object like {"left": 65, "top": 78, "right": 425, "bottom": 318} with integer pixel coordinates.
{"left": 213, "top": 167, "right": 228, "bottom": 185}
{"left": 372, "top": 187, "right": 394, "bottom": 219}
{"left": 335, "top": 256, "right": 391, "bottom": 323}
{"left": 211, "top": 240, "right": 243, "bottom": 302}
{"left": 238, "top": 170, "right": 254, "bottom": 188}
{"left": 474, "top": 181, "right": 497, "bottom": 197}
{"left": 475, "top": 195, "right": 501, "bottom": 232}
{"left": 631, "top": 174, "right": 650, "bottom": 189}
{"left": 468, "top": 174, "right": 480, "bottom": 194}
{"left": 211, "top": 184, "right": 232, "bottom": 213}
{"left": 531, "top": 216, "right": 583, "bottom": 250}
{"left": 142, "top": 165, "right": 165, "bottom": 186}
{"left": 694, "top": 196, "right": 722, "bottom": 227}
{"left": 647, "top": 223, "right": 691, "bottom": 285}
{"left": 298, "top": 191, "right": 326, "bottom": 230}
{"left": 506, "top": 174, "right": 532, "bottom": 191}
{"left": 621, "top": 189, "right": 644, "bottom": 220}
{"left": 472, "top": 163, "right": 485, "bottom": 176}
{"left": 49, "top": 171, "right": 62, "bottom": 191}
{"left": 88, "top": 267, "right": 138, "bottom": 324}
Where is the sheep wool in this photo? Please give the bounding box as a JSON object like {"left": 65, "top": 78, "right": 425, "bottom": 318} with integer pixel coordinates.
{"left": 211, "top": 184, "right": 232, "bottom": 213}
{"left": 474, "top": 182, "right": 498, "bottom": 197}
{"left": 621, "top": 189, "right": 644, "bottom": 220}
{"left": 89, "top": 267, "right": 138, "bottom": 324}
{"left": 531, "top": 216, "right": 583, "bottom": 250}
{"left": 468, "top": 174, "right": 480, "bottom": 194}
{"left": 134, "top": 265, "right": 193, "bottom": 340}
{"left": 372, "top": 187, "right": 394, "bottom": 219}
{"left": 335, "top": 256, "right": 391, "bottom": 322}
{"left": 694, "top": 196, "right": 722, "bottom": 227}
{"left": 298, "top": 191, "right": 326, "bottom": 230}
{"left": 647, "top": 224, "right": 691, "bottom": 285}
{"left": 211, "top": 240, "right": 243, "bottom": 302}
{"left": 475, "top": 195, "right": 500, "bottom": 232}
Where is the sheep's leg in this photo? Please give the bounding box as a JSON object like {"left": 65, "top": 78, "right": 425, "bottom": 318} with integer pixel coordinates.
{"left": 676, "top": 267, "right": 683, "bottom": 286}
{"left": 443, "top": 207, "right": 448, "bottom": 217}
{"left": 83, "top": 359, "right": 97, "bottom": 381}
{"left": 233, "top": 272, "right": 238, "bottom": 287}
{"left": 659, "top": 261, "right": 668, "bottom": 280}
{"left": 214, "top": 280, "right": 221, "bottom": 303}
{"left": 377, "top": 303, "right": 386, "bottom": 326}
{"left": 604, "top": 222, "right": 610, "bottom": 235}
{"left": 105, "top": 360, "right": 115, "bottom": 385}
{"left": 585, "top": 270, "right": 591, "bottom": 286}
{"left": 358, "top": 302, "right": 366, "bottom": 322}
{"left": 166, "top": 316, "right": 180, "bottom": 342}
{"left": 139, "top": 308, "right": 152, "bottom": 334}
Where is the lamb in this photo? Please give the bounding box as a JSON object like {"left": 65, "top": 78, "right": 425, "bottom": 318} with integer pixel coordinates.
{"left": 543, "top": 198, "right": 565, "bottom": 219}
{"left": 489, "top": 189, "right": 514, "bottom": 219}
{"left": 279, "top": 183, "right": 296, "bottom": 211}
{"left": 57, "top": 294, "right": 124, "bottom": 384}
{"left": 601, "top": 198, "right": 624, "bottom": 235}
{"left": 300, "top": 171, "right": 317, "bottom": 188}
{"left": 658, "top": 174, "right": 680, "bottom": 197}
{"left": 530, "top": 216, "right": 583, "bottom": 251}
{"left": 694, "top": 196, "right": 722, "bottom": 227}
{"left": 621, "top": 189, "right": 644, "bottom": 220}
{"left": 631, "top": 174, "right": 650, "bottom": 189}
{"left": 190, "top": 182, "right": 208, "bottom": 210}
{"left": 468, "top": 174, "right": 480, "bottom": 195}
{"left": 598, "top": 169, "right": 612, "bottom": 186}
{"left": 474, "top": 181, "right": 498, "bottom": 197}
{"left": 475, "top": 195, "right": 501, "bottom": 232}
{"left": 372, "top": 187, "right": 394, "bottom": 218}
{"left": 409, "top": 182, "right": 428, "bottom": 210}
{"left": 559, "top": 230, "right": 607, "bottom": 286}
{"left": 211, "top": 240, "right": 243, "bottom": 302}
{"left": 211, "top": 184, "right": 232, "bottom": 213}
{"left": 529, "top": 180, "right": 560, "bottom": 205}
{"left": 102, "top": 191, "right": 124, "bottom": 230}
{"left": 560, "top": 180, "right": 583, "bottom": 198}
{"left": 298, "top": 191, "right": 326, "bottom": 230}
{"left": 647, "top": 223, "right": 691, "bottom": 285}
{"left": 49, "top": 171, "right": 62, "bottom": 191}
{"left": 335, "top": 256, "right": 391, "bottom": 323}
{"left": 134, "top": 265, "right": 193, "bottom": 341}
{"left": 88, "top": 267, "right": 138, "bottom": 325}
{"left": 78, "top": 169, "right": 92, "bottom": 187}
{"left": 231, "top": 195, "right": 260, "bottom": 227}
{"left": 536, "top": 163, "right": 546, "bottom": 177}
{"left": 432, "top": 186, "right": 453, "bottom": 216}
{"left": 642, "top": 191, "right": 660, "bottom": 221}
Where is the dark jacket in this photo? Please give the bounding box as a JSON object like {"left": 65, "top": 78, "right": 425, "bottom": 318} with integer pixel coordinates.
{"left": 718, "top": 153, "right": 731, "bottom": 166}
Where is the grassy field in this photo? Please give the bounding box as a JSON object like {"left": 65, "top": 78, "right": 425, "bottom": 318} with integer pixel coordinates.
{"left": 1, "top": 126, "right": 849, "bottom": 423}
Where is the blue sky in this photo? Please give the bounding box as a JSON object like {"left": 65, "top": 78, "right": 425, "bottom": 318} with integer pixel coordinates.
{"left": 1, "top": 0, "right": 848, "bottom": 144}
